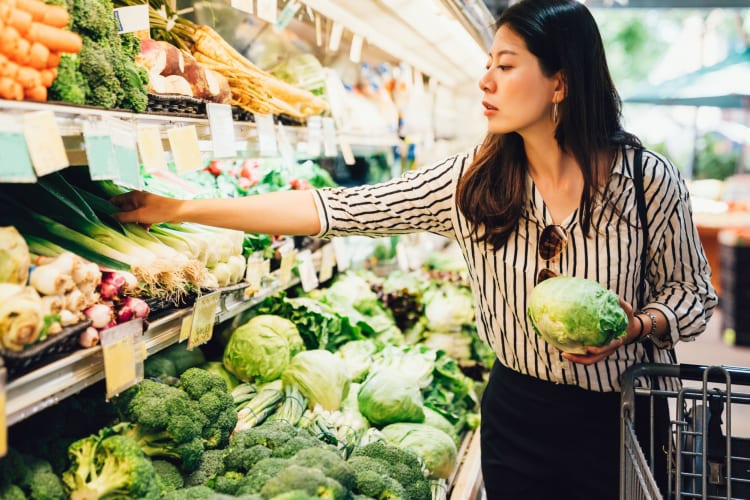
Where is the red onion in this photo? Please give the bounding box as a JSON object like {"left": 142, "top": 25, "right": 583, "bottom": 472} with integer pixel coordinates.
{"left": 84, "top": 304, "right": 114, "bottom": 329}
{"left": 79, "top": 327, "right": 100, "bottom": 348}
{"left": 116, "top": 297, "right": 150, "bottom": 323}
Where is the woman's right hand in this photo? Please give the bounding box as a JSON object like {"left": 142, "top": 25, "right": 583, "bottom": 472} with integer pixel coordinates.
{"left": 111, "top": 191, "right": 184, "bottom": 225}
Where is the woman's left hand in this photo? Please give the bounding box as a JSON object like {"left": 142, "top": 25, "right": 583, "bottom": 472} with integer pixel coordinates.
{"left": 562, "top": 297, "right": 641, "bottom": 365}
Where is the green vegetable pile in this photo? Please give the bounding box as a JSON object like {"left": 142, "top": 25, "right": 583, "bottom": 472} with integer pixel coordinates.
{"left": 48, "top": 0, "right": 149, "bottom": 111}
{"left": 527, "top": 276, "right": 628, "bottom": 354}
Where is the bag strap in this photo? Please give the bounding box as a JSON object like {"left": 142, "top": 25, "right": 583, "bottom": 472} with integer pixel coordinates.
{"left": 632, "top": 147, "right": 656, "bottom": 364}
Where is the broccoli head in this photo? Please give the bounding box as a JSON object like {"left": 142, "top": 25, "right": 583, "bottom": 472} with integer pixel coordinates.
{"left": 348, "top": 442, "right": 430, "bottom": 500}
{"left": 260, "top": 464, "right": 347, "bottom": 500}
{"left": 112, "top": 379, "right": 207, "bottom": 472}
{"left": 233, "top": 419, "right": 301, "bottom": 449}
{"left": 180, "top": 367, "right": 238, "bottom": 449}
{"left": 0, "top": 448, "right": 26, "bottom": 487}
{"left": 224, "top": 444, "right": 272, "bottom": 473}
{"left": 289, "top": 447, "right": 356, "bottom": 491}
{"left": 268, "top": 490, "right": 320, "bottom": 500}
{"left": 152, "top": 460, "right": 184, "bottom": 493}
{"left": 230, "top": 457, "right": 289, "bottom": 495}
{"left": 69, "top": 0, "right": 115, "bottom": 40}
{"left": 0, "top": 484, "right": 26, "bottom": 500}
{"left": 162, "top": 484, "right": 227, "bottom": 500}
{"left": 28, "top": 469, "right": 66, "bottom": 500}
{"left": 62, "top": 430, "right": 162, "bottom": 500}
{"left": 271, "top": 435, "right": 324, "bottom": 459}
{"left": 48, "top": 55, "right": 88, "bottom": 105}
{"left": 184, "top": 449, "right": 228, "bottom": 487}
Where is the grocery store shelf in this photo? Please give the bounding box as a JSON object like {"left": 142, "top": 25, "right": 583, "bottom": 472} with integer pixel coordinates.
{"left": 4, "top": 242, "right": 322, "bottom": 428}
{"left": 0, "top": 99, "right": 400, "bottom": 151}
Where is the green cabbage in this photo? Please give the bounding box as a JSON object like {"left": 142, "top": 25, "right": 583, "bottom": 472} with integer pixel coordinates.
{"left": 282, "top": 349, "right": 350, "bottom": 411}
{"left": 357, "top": 370, "right": 425, "bottom": 426}
{"left": 526, "top": 276, "right": 627, "bottom": 354}
{"left": 223, "top": 315, "right": 303, "bottom": 383}
{"left": 381, "top": 423, "right": 458, "bottom": 479}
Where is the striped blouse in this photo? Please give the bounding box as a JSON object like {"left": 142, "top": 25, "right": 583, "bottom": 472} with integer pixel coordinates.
{"left": 312, "top": 146, "right": 718, "bottom": 392}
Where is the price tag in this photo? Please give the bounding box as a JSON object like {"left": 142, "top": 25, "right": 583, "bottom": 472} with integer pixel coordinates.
{"left": 231, "top": 0, "right": 253, "bottom": 14}
{"left": 277, "top": 123, "right": 296, "bottom": 169}
{"left": 0, "top": 367, "right": 6, "bottom": 458}
{"left": 187, "top": 291, "right": 221, "bottom": 350}
{"left": 322, "top": 117, "right": 337, "bottom": 157}
{"left": 255, "top": 114, "right": 278, "bottom": 157}
{"left": 279, "top": 246, "right": 298, "bottom": 286}
{"left": 349, "top": 33, "right": 364, "bottom": 63}
{"left": 331, "top": 237, "right": 351, "bottom": 271}
{"left": 168, "top": 125, "right": 203, "bottom": 173}
{"left": 339, "top": 133, "right": 355, "bottom": 165}
{"left": 110, "top": 120, "right": 141, "bottom": 190}
{"left": 114, "top": 4, "right": 150, "bottom": 34}
{"left": 318, "top": 242, "right": 336, "bottom": 283}
{"left": 274, "top": 0, "right": 300, "bottom": 30}
{"left": 0, "top": 131, "right": 36, "bottom": 182}
{"left": 207, "top": 103, "right": 236, "bottom": 158}
{"left": 329, "top": 21, "right": 343, "bottom": 52}
{"left": 314, "top": 13, "right": 322, "bottom": 47}
{"left": 306, "top": 115, "right": 322, "bottom": 158}
{"left": 256, "top": 0, "right": 277, "bottom": 23}
{"left": 23, "top": 111, "right": 68, "bottom": 177}
{"left": 136, "top": 125, "right": 167, "bottom": 173}
{"left": 396, "top": 240, "right": 410, "bottom": 272}
{"left": 244, "top": 253, "right": 265, "bottom": 296}
{"left": 83, "top": 120, "right": 117, "bottom": 180}
{"left": 101, "top": 319, "right": 143, "bottom": 399}
{"left": 297, "top": 249, "right": 318, "bottom": 292}
{"left": 179, "top": 314, "right": 192, "bottom": 343}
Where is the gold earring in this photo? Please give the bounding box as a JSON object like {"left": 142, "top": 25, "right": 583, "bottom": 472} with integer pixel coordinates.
{"left": 552, "top": 102, "right": 559, "bottom": 123}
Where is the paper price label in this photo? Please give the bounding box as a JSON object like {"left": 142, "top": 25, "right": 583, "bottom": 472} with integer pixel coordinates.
{"left": 322, "top": 118, "right": 337, "bottom": 157}
{"left": 110, "top": 120, "right": 141, "bottom": 189}
{"left": 256, "top": 0, "right": 277, "bottom": 23}
{"left": 23, "top": 111, "right": 69, "bottom": 177}
{"left": 279, "top": 248, "right": 298, "bottom": 286}
{"left": 168, "top": 125, "right": 203, "bottom": 173}
{"left": 207, "top": 103, "right": 236, "bottom": 158}
{"left": 350, "top": 33, "right": 364, "bottom": 63}
{"left": 187, "top": 291, "right": 221, "bottom": 350}
{"left": 274, "top": 0, "right": 300, "bottom": 30}
{"left": 114, "top": 4, "right": 150, "bottom": 34}
{"left": 83, "top": 120, "right": 117, "bottom": 180}
{"left": 0, "top": 131, "right": 36, "bottom": 182}
{"left": 244, "top": 254, "right": 265, "bottom": 296}
{"left": 339, "top": 134, "right": 355, "bottom": 166}
{"left": 137, "top": 125, "right": 167, "bottom": 172}
{"left": 0, "top": 367, "right": 6, "bottom": 458}
{"left": 318, "top": 243, "right": 336, "bottom": 283}
{"left": 329, "top": 21, "right": 343, "bottom": 52}
{"left": 396, "top": 241, "right": 410, "bottom": 272}
{"left": 255, "top": 114, "right": 278, "bottom": 157}
{"left": 101, "top": 319, "right": 143, "bottom": 399}
{"left": 277, "top": 123, "right": 296, "bottom": 169}
{"left": 231, "top": 0, "right": 252, "bottom": 13}
{"left": 331, "top": 238, "right": 351, "bottom": 271}
{"left": 306, "top": 116, "right": 322, "bottom": 158}
{"left": 179, "top": 314, "right": 192, "bottom": 343}
{"left": 297, "top": 249, "right": 318, "bottom": 292}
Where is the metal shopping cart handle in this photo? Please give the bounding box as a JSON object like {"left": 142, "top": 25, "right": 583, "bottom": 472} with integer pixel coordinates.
{"left": 621, "top": 363, "right": 750, "bottom": 412}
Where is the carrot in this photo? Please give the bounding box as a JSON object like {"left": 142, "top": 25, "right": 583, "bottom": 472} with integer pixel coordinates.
{"left": 16, "top": 65, "right": 40, "bottom": 88}
{"left": 27, "top": 40, "right": 47, "bottom": 69}
{"left": 24, "top": 83, "right": 46, "bottom": 101}
{"left": 41, "top": 5, "right": 68, "bottom": 29}
{"left": 39, "top": 66, "right": 55, "bottom": 86}
{"left": 0, "top": 25, "right": 20, "bottom": 54}
{"left": 14, "top": 0, "right": 50, "bottom": 23}
{"left": 7, "top": 7, "right": 32, "bottom": 35}
{"left": 12, "top": 36, "right": 30, "bottom": 65}
{"left": 26, "top": 22, "right": 81, "bottom": 53}
{"left": 1, "top": 60, "right": 19, "bottom": 79}
{"left": 46, "top": 50, "right": 59, "bottom": 68}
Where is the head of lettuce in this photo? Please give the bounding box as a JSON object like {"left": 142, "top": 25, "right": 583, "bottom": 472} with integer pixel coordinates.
{"left": 527, "top": 276, "right": 627, "bottom": 355}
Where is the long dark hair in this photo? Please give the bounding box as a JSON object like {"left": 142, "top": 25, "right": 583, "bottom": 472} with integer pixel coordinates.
{"left": 456, "top": 0, "right": 641, "bottom": 249}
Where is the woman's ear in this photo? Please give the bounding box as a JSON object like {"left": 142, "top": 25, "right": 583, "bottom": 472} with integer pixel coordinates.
{"left": 553, "top": 71, "right": 567, "bottom": 103}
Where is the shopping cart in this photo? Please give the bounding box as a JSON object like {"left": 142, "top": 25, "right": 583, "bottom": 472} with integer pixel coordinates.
{"left": 620, "top": 363, "right": 750, "bottom": 500}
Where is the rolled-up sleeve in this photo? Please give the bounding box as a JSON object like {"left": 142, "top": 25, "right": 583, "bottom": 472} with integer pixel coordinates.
{"left": 312, "top": 153, "right": 470, "bottom": 239}
{"left": 643, "top": 154, "right": 718, "bottom": 346}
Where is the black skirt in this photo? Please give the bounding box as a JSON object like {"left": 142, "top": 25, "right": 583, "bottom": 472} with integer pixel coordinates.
{"left": 480, "top": 361, "right": 668, "bottom": 500}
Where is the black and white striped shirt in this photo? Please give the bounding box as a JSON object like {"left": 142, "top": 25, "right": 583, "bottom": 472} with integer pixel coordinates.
{"left": 312, "top": 146, "right": 717, "bottom": 392}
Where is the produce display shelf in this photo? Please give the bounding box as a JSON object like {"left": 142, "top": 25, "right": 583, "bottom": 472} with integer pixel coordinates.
{"left": 448, "top": 429, "right": 484, "bottom": 500}
{"left": 0, "top": 100, "right": 400, "bottom": 150}
{"left": 5, "top": 268, "right": 303, "bottom": 427}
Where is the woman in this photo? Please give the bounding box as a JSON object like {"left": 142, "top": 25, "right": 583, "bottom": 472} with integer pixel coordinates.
{"left": 114, "top": 0, "right": 717, "bottom": 497}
